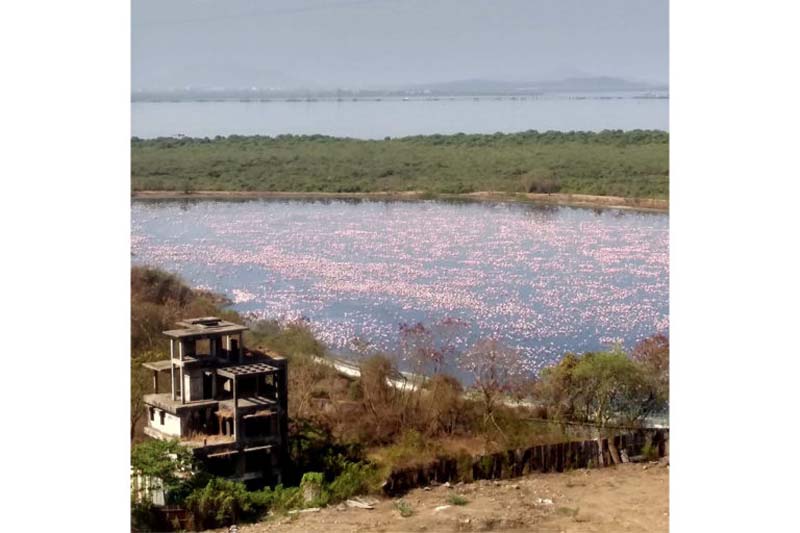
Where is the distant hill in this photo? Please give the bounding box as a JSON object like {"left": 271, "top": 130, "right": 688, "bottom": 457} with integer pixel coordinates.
{"left": 401, "top": 76, "right": 667, "bottom": 95}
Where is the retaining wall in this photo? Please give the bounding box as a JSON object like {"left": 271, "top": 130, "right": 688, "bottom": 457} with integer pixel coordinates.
{"left": 383, "top": 428, "right": 669, "bottom": 496}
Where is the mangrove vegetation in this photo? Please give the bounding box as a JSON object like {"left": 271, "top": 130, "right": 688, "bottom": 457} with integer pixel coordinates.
{"left": 131, "top": 130, "right": 669, "bottom": 199}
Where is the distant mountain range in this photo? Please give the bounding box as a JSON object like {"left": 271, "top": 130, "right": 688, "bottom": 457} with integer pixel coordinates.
{"left": 132, "top": 76, "right": 668, "bottom": 102}
{"left": 398, "top": 76, "right": 666, "bottom": 95}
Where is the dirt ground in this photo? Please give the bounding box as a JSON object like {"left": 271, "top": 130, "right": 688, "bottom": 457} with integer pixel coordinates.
{"left": 225, "top": 461, "right": 669, "bottom": 533}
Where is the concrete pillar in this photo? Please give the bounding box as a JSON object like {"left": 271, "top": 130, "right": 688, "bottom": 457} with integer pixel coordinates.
{"left": 179, "top": 341, "right": 185, "bottom": 403}
{"left": 232, "top": 377, "right": 238, "bottom": 440}
{"left": 170, "top": 340, "right": 176, "bottom": 401}
{"left": 153, "top": 370, "right": 158, "bottom": 394}
{"left": 238, "top": 333, "right": 244, "bottom": 362}
{"left": 180, "top": 368, "right": 185, "bottom": 403}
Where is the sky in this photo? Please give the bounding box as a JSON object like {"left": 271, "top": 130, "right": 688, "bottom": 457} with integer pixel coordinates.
{"left": 132, "top": 0, "right": 668, "bottom": 91}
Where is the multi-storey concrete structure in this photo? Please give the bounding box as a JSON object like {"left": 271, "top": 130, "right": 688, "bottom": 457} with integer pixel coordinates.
{"left": 141, "top": 317, "right": 288, "bottom": 485}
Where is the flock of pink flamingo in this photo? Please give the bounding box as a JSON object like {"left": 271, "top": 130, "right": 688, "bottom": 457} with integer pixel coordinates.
{"left": 132, "top": 200, "right": 668, "bottom": 372}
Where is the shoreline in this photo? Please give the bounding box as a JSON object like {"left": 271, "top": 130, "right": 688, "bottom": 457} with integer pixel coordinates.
{"left": 131, "top": 190, "right": 669, "bottom": 213}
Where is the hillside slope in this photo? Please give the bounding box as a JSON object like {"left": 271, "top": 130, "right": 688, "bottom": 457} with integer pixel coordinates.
{"left": 218, "top": 461, "right": 669, "bottom": 533}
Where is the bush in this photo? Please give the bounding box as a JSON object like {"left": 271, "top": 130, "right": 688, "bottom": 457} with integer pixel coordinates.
{"left": 421, "top": 373, "right": 464, "bottom": 435}
{"left": 394, "top": 499, "right": 414, "bottom": 517}
{"left": 383, "top": 430, "right": 444, "bottom": 468}
{"left": 355, "top": 355, "right": 404, "bottom": 444}
{"left": 181, "top": 462, "right": 377, "bottom": 530}
{"left": 185, "top": 478, "right": 256, "bottom": 530}
{"left": 249, "top": 483, "right": 303, "bottom": 513}
{"left": 641, "top": 441, "right": 660, "bottom": 461}
{"left": 248, "top": 318, "right": 326, "bottom": 358}
{"left": 131, "top": 439, "right": 197, "bottom": 503}
{"left": 447, "top": 494, "right": 469, "bottom": 506}
{"left": 301, "top": 471, "right": 324, "bottom": 485}
{"left": 327, "top": 462, "right": 380, "bottom": 502}
{"left": 287, "top": 420, "right": 366, "bottom": 484}
{"left": 525, "top": 176, "right": 562, "bottom": 194}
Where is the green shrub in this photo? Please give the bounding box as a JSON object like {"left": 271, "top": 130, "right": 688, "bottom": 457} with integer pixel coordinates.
{"left": 641, "top": 441, "right": 660, "bottom": 461}
{"left": 185, "top": 478, "right": 256, "bottom": 530}
{"left": 447, "top": 494, "right": 469, "bottom": 506}
{"left": 249, "top": 483, "right": 303, "bottom": 513}
{"left": 301, "top": 472, "right": 324, "bottom": 485}
{"left": 248, "top": 318, "right": 326, "bottom": 358}
{"left": 383, "top": 430, "right": 444, "bottom": 468}
{"left": 131, "top": 439, "right": 197, "bottom": 503}
{"left": 394, "top": 499, "right": 414, "bottom": 517}
{"left": 327, "top": 462, "right": 380, "bottom": 502}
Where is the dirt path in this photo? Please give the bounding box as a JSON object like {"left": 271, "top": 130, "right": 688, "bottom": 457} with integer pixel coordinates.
{"left": 224, "top": 462, "right": 669, "bottom": 533}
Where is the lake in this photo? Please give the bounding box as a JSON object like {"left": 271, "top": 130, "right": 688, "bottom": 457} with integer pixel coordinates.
{"left": 131, "top": 199, "right": 668, "bottom": 374}
{"left": 131, "top": 94, "right": 668, "bottom": 139}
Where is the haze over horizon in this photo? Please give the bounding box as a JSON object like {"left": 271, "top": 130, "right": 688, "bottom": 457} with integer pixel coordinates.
{"left": 133, "top": 0, "right": 668, "bottom": 91}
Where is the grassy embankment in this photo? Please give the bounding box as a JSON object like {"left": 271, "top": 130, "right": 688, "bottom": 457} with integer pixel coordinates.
{"left": 131, "top": 130, "right": 668, "bottom": 201}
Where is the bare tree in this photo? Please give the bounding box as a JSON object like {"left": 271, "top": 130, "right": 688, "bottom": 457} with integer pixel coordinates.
{"left": 398, "top": 318, "right": 469, "bottom": 423}
{"left": 358, "top": 355, "right": 403, "bottom": 443}
{"left": 398, "top": 317, "right": 469, "bottom": 377}
{"left": 630, "top": 333, "right": 670, "bottom": 417}
{"left": 459, "top": 338, "right": 524, "bottom": 439}
{"left": 287, "top": 354, "right": 320, "bottom": 420}
{"left": 631, "top": 334, "right": 669, "bottom": 387}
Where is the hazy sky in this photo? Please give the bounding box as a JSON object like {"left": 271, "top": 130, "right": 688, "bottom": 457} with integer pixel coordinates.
{"left": 132, "top": 0, "right": 668, "bottom": 90}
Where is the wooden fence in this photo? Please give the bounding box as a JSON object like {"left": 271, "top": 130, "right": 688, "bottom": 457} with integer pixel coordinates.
{"left": 383, "top": 428, "right": 669, "bottom": 496}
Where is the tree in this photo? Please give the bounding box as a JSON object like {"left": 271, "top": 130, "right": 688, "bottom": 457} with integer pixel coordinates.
{"left": 459, "top": 338, "right": 524, "bottom": 438}
{"left": 398, "top": 318, "right": 468, "bottom": 378}
{"left": 287, "top": 353, "right": 326, "bottom": 420}
{"left": 536, "top": 348, "right": 667, "bottom": 428}
{"left": 572, "top": 350, "right": 665, "bottom": 427}
{"left": 534, "top": 353, "right": 582, "bottom": 421}
{"left": 355, "top": 355, "right": 404, "bottom": 443}
{"left": 420, "top": 373, "right": 464, "bottom": 435}
{"left": 130, "top": 355, "right": 150, "bottom": 441}
{"left": 398, "top": 318, "right": 469, "bottom": 419}
{"left": 631, "top": 334, "right": 669, "bottom": 394}
{"left": 131, "top": 439, "right": 197, "bottom": 503}
{"left": 571, "top": 351, "right": 638, "bottom": 427}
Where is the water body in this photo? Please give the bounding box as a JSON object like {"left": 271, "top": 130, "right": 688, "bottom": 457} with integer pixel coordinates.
{"left": 132, "top": 199, "right": 668, "bottom": 375}
{"left": 131, "top": 94, "right": 668, "bottom": 139}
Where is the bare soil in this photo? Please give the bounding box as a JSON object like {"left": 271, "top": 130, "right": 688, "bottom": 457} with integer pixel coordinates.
{"left": 223, "top": 461, "right": 669, "bottom": 533}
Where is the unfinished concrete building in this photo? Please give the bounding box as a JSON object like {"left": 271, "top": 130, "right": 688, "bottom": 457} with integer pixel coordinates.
{"left": 141, "top": 317, "right": 288, "bottom": 486}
